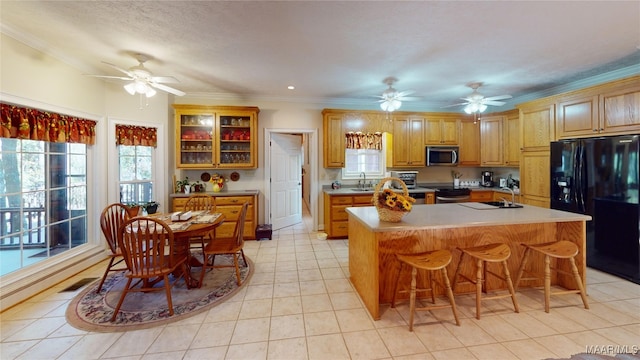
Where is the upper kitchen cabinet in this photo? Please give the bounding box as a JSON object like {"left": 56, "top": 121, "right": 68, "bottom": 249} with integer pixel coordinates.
{"left": 518, "top": 100, "right": 555, "bottom": 151}
{"left": 322, "top": 109, "right": 392, "bottom": 169}
{"left": 556, "top": 75, "right": 640, "bottom": 138}
{"left": 424, "top": 115, "right": 459, "bottom": 145}
{"left": 479, "top": 115, "right": 504, "bottom": 166}
{"left": 391, "top": 114, "right": 425, "bottom": 167}
{"left": 458, "top": 118, "right": 481, "bottom": 166}
{"left": 174, "top": 105, "right": 259, "bottom": 169}
{"left": 503, "top": 110, "right": 521, "bottom": 167}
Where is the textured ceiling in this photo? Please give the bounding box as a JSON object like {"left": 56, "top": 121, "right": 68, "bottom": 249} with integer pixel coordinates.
{"left": 1, "top": 1, "right": 639, "bottom": 111}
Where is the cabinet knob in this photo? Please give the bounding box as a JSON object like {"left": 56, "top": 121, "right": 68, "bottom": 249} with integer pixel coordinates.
{"left": 593, "top": 129, "right": 598, "bottom": 132}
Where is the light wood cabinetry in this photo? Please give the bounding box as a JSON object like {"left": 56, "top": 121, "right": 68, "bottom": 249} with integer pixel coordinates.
{"left": 323, "top": 113, "right": 345, "bottom": 168}
{"left": 599, "top": 81, "right": 640, "bottom": 134}
{"left": 173, "top": 105, "right": 258, "bottom": 169}
{"left": 556, "top": 93, "right": 599, "bottom": 138}
{"left": 458, "top": 119, "right": 481, "bottom": 166}
{"left": 479, "top": 115, "right": 504, "bottom": 166}
{"left": 322, "top": 110, "right": 392, "bottom": 169}
{"left": 424, "top": 116, "right": 459, "bottom": 145}
{"left": 391, "top": 115, "right": 425, "bottom": 167}
{"left": 517, "top": 99, "right": 555, "bottom": 207}
{"left": 426, "top": 192, "right": 435, "bottom": 204}
{"left": 556, "top": 76, "right": 640, "bottom": 138}
{"left": 520, "top": 150, "right": 550, "bottom": 207}
{"left": 172, "top": 194, "right": 258, "bottom": 239}
{"left": 323, "top": 193, "right": 373, "bottom": 238}
{"left": 504, "top": 111, "right": 520, "bottom": 166}
{"left": 469, "top": 190, "right": 492, "bottom": 202}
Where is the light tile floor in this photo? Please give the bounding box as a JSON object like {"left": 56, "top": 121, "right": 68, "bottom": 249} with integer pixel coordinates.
{"left": 2, "top": 206, "right": 640, "bottom": 360}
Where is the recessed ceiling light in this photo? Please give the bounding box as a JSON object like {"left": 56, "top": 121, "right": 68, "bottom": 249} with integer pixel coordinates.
{"left": 287, "top": 85, "right": 295, "bottom": 90}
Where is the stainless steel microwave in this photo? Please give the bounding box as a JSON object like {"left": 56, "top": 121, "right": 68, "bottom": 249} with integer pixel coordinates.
{"left": 426, "top": 146, "right": 459, "bottom": 166}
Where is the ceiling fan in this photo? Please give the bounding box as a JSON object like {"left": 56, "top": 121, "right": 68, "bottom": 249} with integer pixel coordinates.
{"left": 444, "top": 82, "right": 512, "bottom": 114}
{"left": 85, "top": 54, "right": 185, "bottom": 97}
{"left": 376, "top": 77, "right": 418, "bottom": 112}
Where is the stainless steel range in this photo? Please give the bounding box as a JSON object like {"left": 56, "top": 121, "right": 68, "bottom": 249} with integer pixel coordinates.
{"left": 435, "top": 186, "right": 471, "bottom": 203}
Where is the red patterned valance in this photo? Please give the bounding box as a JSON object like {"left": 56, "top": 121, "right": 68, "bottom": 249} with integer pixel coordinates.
{"left": 115, "top": 124, "right": 157, "bottom": 147}
{"left": 1, "top": 102, "right": 96, "bottom": 145}
{"left": 345, "top": 131, "right": 383, "bottom": 150}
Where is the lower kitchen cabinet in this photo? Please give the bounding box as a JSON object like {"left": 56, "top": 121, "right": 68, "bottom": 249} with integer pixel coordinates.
{"left": 172, "top": 193, "right": 258, "bottom": 239}
{"left": 469, "top": 190, "right": 492, "bottom": 202}
{"left": 323, "top": 193, "right": 373, "bottom": 239}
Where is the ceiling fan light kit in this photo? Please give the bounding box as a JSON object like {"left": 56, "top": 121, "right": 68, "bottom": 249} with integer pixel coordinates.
{"left": 85, "top": 53, "right": 186, "bottom": 99}
{"left": 444, "top": 82, "right": 512, "bottom": 114}
{"left": 377, "top": 77, "right": 416, "bottom": 113}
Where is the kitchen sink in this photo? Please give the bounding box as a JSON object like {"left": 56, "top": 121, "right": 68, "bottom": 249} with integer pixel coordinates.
{"left": 481, "top": 201, "right": 523, "bottom": 209}
{"left": 350, "top": 188, "right": 373, "bottom": 192}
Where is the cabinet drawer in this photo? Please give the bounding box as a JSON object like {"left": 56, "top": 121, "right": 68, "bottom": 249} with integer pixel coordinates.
{"left": 331, "top": 205, "right": 350, "bottom": 221}
{"left": 172, "top": 198, "right": 188, "bottom": 211}
{"left": 352, "top": 195, "right": 373, "bottom": 205}
{"left": 470, "top": 191, "right": 492, "bottom": 202}
{"left": 331, "top": 196, "right": 353, "bottom": 205}
{"left": 332, "top": 221, "right": 349, "bottom": 238}
{"left": 216, "top": 196, "right": 253, "bottom": 206}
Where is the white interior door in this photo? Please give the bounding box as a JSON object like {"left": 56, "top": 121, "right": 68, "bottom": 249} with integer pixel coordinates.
{"left": 270, "top": 133, "right": 302, "bottom": 230}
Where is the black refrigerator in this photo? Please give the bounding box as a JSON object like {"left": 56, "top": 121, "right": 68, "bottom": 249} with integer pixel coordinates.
{"left": 550, "top": 135, "right": 639, "bottom": 284}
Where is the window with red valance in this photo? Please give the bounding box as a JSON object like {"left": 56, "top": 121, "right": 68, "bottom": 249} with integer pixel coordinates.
{"left": 1, "top": 102, "right": 96, "bottom": 145}
{"left": 115, "top": 124, "right": 157, "bottom": 148}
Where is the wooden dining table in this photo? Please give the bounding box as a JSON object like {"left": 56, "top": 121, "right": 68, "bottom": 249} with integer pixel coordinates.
{"left": 149, "top": 211, "right": 225, "bottom": 288}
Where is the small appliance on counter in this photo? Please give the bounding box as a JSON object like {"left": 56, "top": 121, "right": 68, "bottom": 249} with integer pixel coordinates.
{"left": 481, "top": 171, "right": 494, "bottom": 187}
{"left": 390, "top": 171, "right": 418, "bottom": 189}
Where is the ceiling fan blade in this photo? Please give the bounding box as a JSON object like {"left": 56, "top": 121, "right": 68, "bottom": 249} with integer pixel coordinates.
{"left": 149, "top": 82, "right": 185, "bottom": 96}
{"left": 101, "top": 61, "right": 133, "bottom": 77}
{"left": 442, "top": 102, "right": 468, "bottom": 108}
{"left": 151, "top": 76, "right": 179, "bottom": 84}
{"left": 84, "top": 74, "right": 133, "bottom": 81}
{"left": 398, "top": 96, "right": 421, "bottom": 101}
{"left": 482, "top": 100, "right": 507, "bottom": 106}
{"left": 396, "top": 90, "right": 416, "bottom": 97}
{"left": 484, "top": 94, "right": 512, "bottom": 101}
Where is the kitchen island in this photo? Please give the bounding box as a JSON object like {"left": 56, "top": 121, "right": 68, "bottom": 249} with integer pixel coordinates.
{"left": 346, "top": 203, "right": 592, "bottom": 320}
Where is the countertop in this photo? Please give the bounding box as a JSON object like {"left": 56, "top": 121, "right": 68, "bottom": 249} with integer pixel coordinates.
{"left": 170, "top": 190, "right": 259, "bottom": 198}
{"left": 323, "top": 184, "right": 518, "bottom": 195}
{"left": 346, "top": 203, "right": 591, "bottom": 232}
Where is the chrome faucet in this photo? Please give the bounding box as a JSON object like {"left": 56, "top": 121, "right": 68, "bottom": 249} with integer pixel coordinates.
{"left": 359, "top": 172, "right": 367, "bottom": 189}
{"left": 501, "top": 187, "right": 515, "bottom": 206}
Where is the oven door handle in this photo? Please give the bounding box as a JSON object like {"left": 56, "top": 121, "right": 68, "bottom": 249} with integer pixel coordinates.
{"left": 436, "top": 195, "right": 470, "bottom": 201}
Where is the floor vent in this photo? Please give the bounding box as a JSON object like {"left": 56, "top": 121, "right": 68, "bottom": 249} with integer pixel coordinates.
{"left": 60, "top": 278, "right": 98, "bottom": 292}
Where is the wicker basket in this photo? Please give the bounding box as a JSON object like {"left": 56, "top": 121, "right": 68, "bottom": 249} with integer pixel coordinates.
{"left": 372, "top": 177, "right": 410, "bottom": 222}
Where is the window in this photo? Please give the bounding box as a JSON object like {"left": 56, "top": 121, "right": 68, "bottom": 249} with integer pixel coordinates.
{"left": 342, "top": 146, "right": 387, "bottom": 180}
{"left": 0, "top": 138, "right": 87, "bottom": 276}
{"left": 118, "top": 145, "right": 154, "bottom": 205}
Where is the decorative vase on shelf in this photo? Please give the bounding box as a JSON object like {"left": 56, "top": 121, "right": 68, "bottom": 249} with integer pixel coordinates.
{"left": 454, "top": 179, "right": 460, "bottom": 187}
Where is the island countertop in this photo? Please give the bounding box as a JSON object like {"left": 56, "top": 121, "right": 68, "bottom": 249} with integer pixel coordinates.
{"left": 345, "top": 203, "right": 591, "bottom": 231}
{"left": 346, "top": 203, "right": 592, "bottom": 320}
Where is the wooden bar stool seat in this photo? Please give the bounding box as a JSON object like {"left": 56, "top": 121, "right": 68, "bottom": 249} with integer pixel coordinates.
{"left": 515, "top": 241, "right": 589, "bottom": 313}
{"left": 452, "top": 243, "right": 520, "bottom": 319}
{"left": 391, "top": 249, "right": 460, "bottom": 331}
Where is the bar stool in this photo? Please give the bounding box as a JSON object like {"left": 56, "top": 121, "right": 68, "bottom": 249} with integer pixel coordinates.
{"left": 514, "top": 241, "right": 589, "bottom": 313}
{"left": 452, "top": 243, "right": 520, "bottom": 319}
{"left": 391, "top": 249, "right": 460, "bottom": 331}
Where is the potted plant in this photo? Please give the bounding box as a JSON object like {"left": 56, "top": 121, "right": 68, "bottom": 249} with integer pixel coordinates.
{"left": 176, "top": 177, "right": 190, "bottom": 193}
{"left": 143, "top": 201, "right": 160, "bottom": 214}
{"left": 191, "top": 180, "right": 204, "bottom": 192}
{"left": 124, "top": 202, "right": 142, "bottom": 217}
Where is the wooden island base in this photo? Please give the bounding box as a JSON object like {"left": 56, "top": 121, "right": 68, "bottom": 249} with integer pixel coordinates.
{"left": 347, "top": 204, "right": 590, "bottom": 320}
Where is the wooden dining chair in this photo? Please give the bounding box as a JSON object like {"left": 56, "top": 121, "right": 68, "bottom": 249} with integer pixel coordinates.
{"left": 199, "top": 202, "right": 249, "bottom": 286}
{"left": 183, "top": 194, "right": 216, "bottom": 253}
{"left": 96, "top": 203, "right": 130, "bottom": 293}
{"left": 111, "top": 217, "right": 189, "bottom": 322}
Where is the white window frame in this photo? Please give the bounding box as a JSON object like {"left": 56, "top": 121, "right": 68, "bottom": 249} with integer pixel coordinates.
{"left": 341, "top": 134, "right": 387, "bottom": 180}
{"left": 107, "top": 118, "right": 165, "bottom": 212}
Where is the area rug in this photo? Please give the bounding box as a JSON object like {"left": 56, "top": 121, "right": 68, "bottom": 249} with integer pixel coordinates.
{"left": 66, "top": 254, "right": 253, "bottom": 332}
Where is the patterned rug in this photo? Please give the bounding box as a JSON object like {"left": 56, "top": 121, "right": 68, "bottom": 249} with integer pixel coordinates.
{"left": 66, "top": 254, "right": 253, "bottom": 332}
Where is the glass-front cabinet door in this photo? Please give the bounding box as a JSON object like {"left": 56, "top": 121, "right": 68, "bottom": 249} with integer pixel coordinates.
{"left": 174, "top": 105, "right": 259, "bottom": 169}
